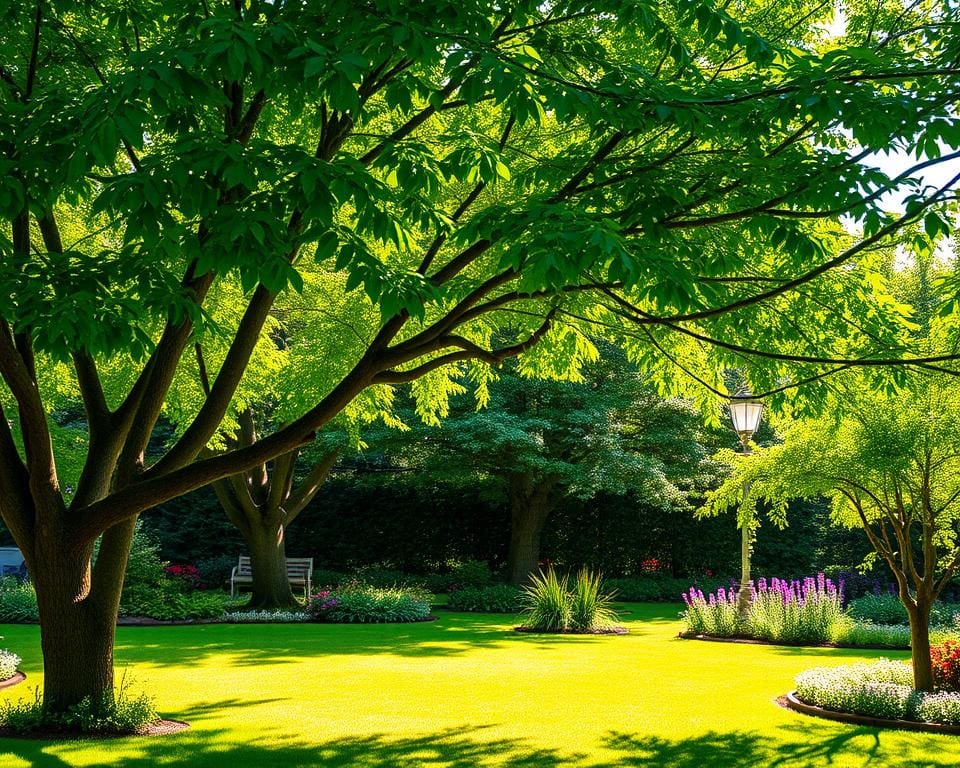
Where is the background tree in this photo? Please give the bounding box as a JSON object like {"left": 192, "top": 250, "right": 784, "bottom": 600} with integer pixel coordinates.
{"left": 376, "top": 357, "right": 725, "bottom": 584}
{"left": 1, "top": 0, "right": 959, "bottom": 716}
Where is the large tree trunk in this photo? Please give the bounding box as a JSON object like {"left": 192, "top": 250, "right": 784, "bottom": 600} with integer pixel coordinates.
{"left": 908, "top": 596, "right": 934, "bottom": 692}
{"left": 243, "top": 523, "right": 300, "bottom": 609}
{"left": 506, "top": 475, "right": 554, "bottom": 586}
{"left": 28, "top": 520, "right": 134, "bottom": 714}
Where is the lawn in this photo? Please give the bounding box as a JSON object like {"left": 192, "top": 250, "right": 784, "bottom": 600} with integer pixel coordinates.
{"left": 1, "top": 604, "right": 959, "bottom": 767}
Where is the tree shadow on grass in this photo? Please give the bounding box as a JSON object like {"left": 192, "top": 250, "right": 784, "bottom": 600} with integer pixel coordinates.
{"left": 111, "top": 615, "right": 627, "bottom": 668}
{"left": 3, "top": 720, "right": 958, "bottom": 768}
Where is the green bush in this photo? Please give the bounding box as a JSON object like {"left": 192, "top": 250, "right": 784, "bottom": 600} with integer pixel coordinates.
{"left": 792, "top": 660, "right": 960, "bottom": 725}
{"left": 831, "top": 620, "right": 913, "bottom": 648}
{"left": 194, "top": 555, "right": 237, "bottom": 589}
{"left": 0, "top": 676, "right": 156, "bottom": 735}
{"left": 0, "top": 577, "right": 38, "bottom": 623}
{"left": 606, "top": 574, "right": 727, "bottom": 602}
{"left": 447, "top": 585, "right": 521, "bottom": 613}
{"left": 448, "top": 560, "right": 494, "bottom": 590}
{"left": 0, "top": 647, "right": 21, "bottom": 680}
{"left": 848, "top": 593, "right": 909, "bottom": 625}
{"left": 309, "top": 584, "right": 431, "bottom": 623}
{"left": 119, "top": 582, "right": 232, "bottom": 620}
{"left": 350, "top": 565, "right": 427, "bottom": 590}
{"left": 312, "top": 568, "right": 350, "bottom": 589}
{"left": 521, "top": 567, "right": 621, "bottom": 632}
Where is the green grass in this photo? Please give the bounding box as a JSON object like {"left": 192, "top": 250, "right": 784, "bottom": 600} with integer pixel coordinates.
{"left": 2, "top": 604, "right": 960, "bottom": 766}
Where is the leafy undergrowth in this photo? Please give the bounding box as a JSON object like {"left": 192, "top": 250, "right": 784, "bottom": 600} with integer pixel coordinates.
{"left": 1, "top": 606, "right": 960, "bottom": 766}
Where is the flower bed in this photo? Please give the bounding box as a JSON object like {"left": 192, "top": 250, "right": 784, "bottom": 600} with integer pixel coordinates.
{"left": 787, "top": 659, "right": 960, "bottom": 729}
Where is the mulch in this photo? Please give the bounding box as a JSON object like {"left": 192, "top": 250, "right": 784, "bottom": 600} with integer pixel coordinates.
{"left": 677, "top": 632, "right": 910, "bottom": 651}
{"left": 513, "top": 626, "right": 629, "bottom": 635}
{"left": 778, "top": 691, "right": 960, "bottom": 735}
{"left": 0, "top": 719, "right": 190, "bottom": 740}
{"left": 0, "top": 671, "right": 25, "bottom": 690}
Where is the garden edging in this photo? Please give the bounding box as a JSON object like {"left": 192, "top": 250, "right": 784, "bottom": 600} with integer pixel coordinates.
{"left": 0, "top": 671, "right": 25, "bottom": 691}
{"left": 678, "top": 632, "right": 911, "bottom": 651}
{"left": 780, "top": 691, "right": 960, "bottom": 734}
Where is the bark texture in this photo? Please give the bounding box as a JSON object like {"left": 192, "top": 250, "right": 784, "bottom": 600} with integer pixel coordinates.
{"left": 506, "top": 474, "right": 555, "bottom": 586}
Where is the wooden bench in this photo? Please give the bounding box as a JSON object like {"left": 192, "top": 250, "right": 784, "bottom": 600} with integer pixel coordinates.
{"left": 230, "top": 556, "right": 313, "bottom": 599}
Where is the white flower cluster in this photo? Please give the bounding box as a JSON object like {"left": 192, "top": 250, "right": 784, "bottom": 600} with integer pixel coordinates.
{"left": 222, "top": 610, "right": 311, "bottom": 623}
{"left": 0, "top": 648, "right": 21, "bottom": 680}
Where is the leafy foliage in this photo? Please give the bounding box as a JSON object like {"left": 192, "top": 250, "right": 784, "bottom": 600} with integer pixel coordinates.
{"left": 0, "top": 677, "right": 156, "bottom": 735}
{"left": 308, "top": 583, "right": 432, "bottom": 623}
{"left": 447, "top": 585, "right": 522, "bottom": 613}
{"left": 0, "top": 577, "right": 38, "bottom": 623}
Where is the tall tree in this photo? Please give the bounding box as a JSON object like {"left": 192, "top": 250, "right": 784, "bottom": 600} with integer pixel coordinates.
{"left": 1, "top": 0, "right": 958, "bottom": 715}
{"left": 382, "top": 361, "right": 719, "bottom": 584}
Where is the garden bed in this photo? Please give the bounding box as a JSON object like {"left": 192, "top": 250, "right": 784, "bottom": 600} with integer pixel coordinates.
{"left": 780, "top": 691, "right": 960, "bottom": 735}
{"left": 0, "top": 670, "right": 25, "bottom": 690}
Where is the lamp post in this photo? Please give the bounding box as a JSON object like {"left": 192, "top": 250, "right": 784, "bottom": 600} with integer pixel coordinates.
{"left": 729, "top": 392, "right": 763, "bottom": 614}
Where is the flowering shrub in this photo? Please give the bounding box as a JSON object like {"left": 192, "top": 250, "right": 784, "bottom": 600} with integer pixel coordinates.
{"left": 308, "top": 583, "right": 431, "bottom": 623}
{"left": 0, "top": 647, "right": 21, "bottom": 680}
{"left": 682, "top": 573, "right": 846, "bottom": 644}
{"left": 163, "top": 564, "right": 201, "bottom": 590}
{"left": 746, "top": 574, "right": 845, "bottom": 644}
{"left": 932, "top": 641, "right": 960, "bottom": 691}
{"left": 793, "top": 659, "right": 960, "bottom": 725}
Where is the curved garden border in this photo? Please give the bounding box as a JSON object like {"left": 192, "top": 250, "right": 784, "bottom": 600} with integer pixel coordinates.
{"left": 678, "top": 632, "right": 910, "bottom": 651}
{"left": 0, "top": 719, "right": 190, "bottom": 740}
{"left": 0, "top": 671, "right": 25, "bottom": 691}
{"left": 779, "top": 691, "right": 960, "bottom": 734}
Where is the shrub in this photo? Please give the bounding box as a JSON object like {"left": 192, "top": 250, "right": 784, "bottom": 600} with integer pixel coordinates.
{"left": 521, "top": 569, "right": 571, "bottom": 632}
{"left": 0, "top": 647, "right": 21, "bottom": 680}
{"left": 308, "top": 584, "right": 431, "bottom": 623}
{"left": 848, "top": 593, "right": 908, "bottom": 625}
{"left": 194, "top": 554, "right": 237, "bottom": 590}
{"left": 119, "top": 581, "right": 232, "bottom": 620}
{"left": 447, "top": 585, "right": 521, "bottom": 613}
{"left": 349, "top": 565, "right": 426, "bottom": 590}
{"left": 606, "top": 574, "right": 727, "bottom": 602}
{"left": 163, "top": 564, "right": 201, "bottom": 591}
{"left": 0, "top": 675, "right": 157, "bottom": 735}
{"left": 520, "top": 568, "right": 621, "bottom": 632}
{"left": 448, "top": 560, "right": 494, "bottom": 590}
{"left": 312, "top": 568, "right": 349, "bottom": 589}
{"left": 0, "top": 577, "right": 38, "bottom": 623}
{"left": 916, "top": 692, "right": 960, "bottom": 725}
{"left": 932, "top": 641, "right": 960, "bottom": 691}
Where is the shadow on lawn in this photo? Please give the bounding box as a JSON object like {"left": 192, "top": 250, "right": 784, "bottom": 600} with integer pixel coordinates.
{"left": 4, "top": 720, "right": 959, "bottom": 768}
{"left": 112, "top": 615, "right": 634, "bottom": 668}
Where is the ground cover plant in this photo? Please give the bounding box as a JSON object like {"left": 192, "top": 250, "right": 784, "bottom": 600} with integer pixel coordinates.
{"left": 793, "top": 658, "right": 960, "bottom": 726}
{"left": 5, "top": 606, "right": 960, "bottom": 766}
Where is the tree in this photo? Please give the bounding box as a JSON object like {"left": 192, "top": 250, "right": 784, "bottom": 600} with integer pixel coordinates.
{"left": 703, "top": 374, "right": 960, "bottom": 691}
{"left": 1, "top": 0, "right": 959, "bottom": 715}
{"left": 378, "top": 359, "right": 729, "bottom": 584}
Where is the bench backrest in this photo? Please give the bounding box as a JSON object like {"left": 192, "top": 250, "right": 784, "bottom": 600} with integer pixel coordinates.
{"left": 235, "top": 555, "right": 313, "bottom": 577}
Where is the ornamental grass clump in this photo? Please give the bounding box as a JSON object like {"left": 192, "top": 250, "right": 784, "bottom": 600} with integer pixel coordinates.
{"left": 520, "top": 567, "right": 621, "bottom": 632}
